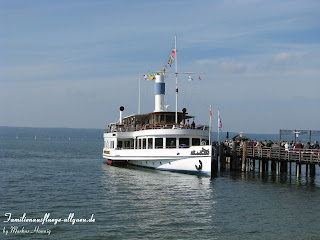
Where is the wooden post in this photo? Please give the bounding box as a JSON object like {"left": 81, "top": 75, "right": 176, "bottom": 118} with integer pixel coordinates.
{"left": 250, "top": 159, "right": 255, "bottom": 171}
{"left": 226, "top": 157, "right": 231, "bottom": 170}
{"left": 280, "top": 161, "right": 287, "bottom": 172}
{"left": 271, "top": 160, "right": 276, "bottom": 171}
{"left": 310, "top": 163, "right": 316, "bottom": 177}
{"left": 289, "top": 151, "right": 291, "bottom": 175}
{"left": 265, "top": 160, "right": 269, "bottom": 172}
{"left": 211, "top": 144, "right": 218, "bottom": 178}
{"left": 309, "top": 130, "right": 311, "bottom": 145}
{"left": 220, "top": 143, "right": 226, "bottom": 171}
{"left": 276, "top": 161, "right": 280, "bottom": 175}
{"left": 231, "top": 141, "right": 237, "bottom": 170}
{"left": 289, "top": 162, "right": 292, "bottom": 175}
{"left": 242, "top": 141, "right": 247, "bottom": 172}
{"left": 306, "top": 163, "right": 309, "bottom": 177}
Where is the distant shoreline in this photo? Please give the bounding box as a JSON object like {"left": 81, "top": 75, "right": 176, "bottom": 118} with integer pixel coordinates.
{"left": 1, "top": 126, "right": 319, "bottom": 143}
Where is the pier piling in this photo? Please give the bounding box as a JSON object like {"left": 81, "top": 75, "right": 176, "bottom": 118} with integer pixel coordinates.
{"left": 242, "top": 141, "right": 248, "bottom": 172}
{"left": 220, "top": 143, "right": 226, "bottom": 171}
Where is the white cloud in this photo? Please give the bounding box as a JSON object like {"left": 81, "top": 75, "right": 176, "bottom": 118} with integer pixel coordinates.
{"left": 272, "top": 52, "right": 295, "bottom": 64}
{"left": 196, "top": 59, "right": 247, "bottom": 74}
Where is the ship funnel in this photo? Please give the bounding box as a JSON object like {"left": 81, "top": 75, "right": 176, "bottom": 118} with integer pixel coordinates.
{"left": 119, "top": 106, "right": 124, "bottom": 124}
{"left": 154, "top": 74, "right": 165, "bottom": 112}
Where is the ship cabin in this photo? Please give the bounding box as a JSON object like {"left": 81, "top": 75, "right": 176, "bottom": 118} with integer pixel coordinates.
{"left": 104, "top": 110, "right": 209, "bottom": 151}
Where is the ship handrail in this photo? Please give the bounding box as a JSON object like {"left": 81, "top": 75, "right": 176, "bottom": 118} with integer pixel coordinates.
{"left": 105, "top": 124, "right": 209, "bottom": 133}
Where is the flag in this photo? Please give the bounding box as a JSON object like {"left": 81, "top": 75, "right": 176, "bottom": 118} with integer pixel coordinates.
{"left": 198, "top": 75, "right": 201, "bottom": 80}
{"left": 188, "top": 75, "right": 193, "bottom": 81}
{"left": 148, "top": 75, "right": 155, "bottom": 80}
{"left": 142, "top": 74, "right": 148, "bottom": 80}
{"left": 218, "top": 110, "right": 222, "bottom": 132}
{"left": 210, "top": 109, "right": 212, "bottom": 117}
{"left": 172, "top": 50, "right": 176, "bottom": 57}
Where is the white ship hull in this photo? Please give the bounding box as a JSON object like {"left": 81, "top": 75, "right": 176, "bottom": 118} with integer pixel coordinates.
{"left": 103, "top": 145, "right": 212, "bottom": 175}
{"left": 128, "top": 157, "right": 211, "bottom": 175}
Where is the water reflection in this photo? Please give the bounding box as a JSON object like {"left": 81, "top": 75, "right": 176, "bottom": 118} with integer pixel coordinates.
{"left": 99, "top": 163, "right": 219, "bottom": 239}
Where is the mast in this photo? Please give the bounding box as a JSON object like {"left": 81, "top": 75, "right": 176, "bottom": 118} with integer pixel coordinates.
{"left": 217, "top": 109, "right": 221, "bottom": 143}
{"left": 209, "top": 105, "right": 212, "bottom": 144}
{"left": 174, "top": 35, "right": 178, "bottom": 124}
{"left": 138, "top": 74, "right": 141, "bottom": 114}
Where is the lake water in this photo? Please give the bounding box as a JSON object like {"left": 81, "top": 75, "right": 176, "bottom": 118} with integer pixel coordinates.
{"left": 1, "top": 128, "right": 320, "bottom": 239}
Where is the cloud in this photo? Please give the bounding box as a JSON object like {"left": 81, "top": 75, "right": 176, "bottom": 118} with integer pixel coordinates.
{"left": 272, "top": 52, "right": 295, "bottom": 64}
{"left": 254, "top": 51, "right": 299, "bottom": 72}
{"left": 196, "top": 59, "right": 247, "bottom": 74}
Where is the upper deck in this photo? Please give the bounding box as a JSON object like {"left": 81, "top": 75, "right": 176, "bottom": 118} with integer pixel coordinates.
{"left": 106, "top": 110, "right": 208, "bottom": 134}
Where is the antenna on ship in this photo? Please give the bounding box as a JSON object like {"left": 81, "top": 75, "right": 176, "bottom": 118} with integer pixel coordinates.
{"left": 174, "top": 35, "right": 178, "bottom": 124}
{"left": 138, "top": 74, "right": 141, "bottom": 114}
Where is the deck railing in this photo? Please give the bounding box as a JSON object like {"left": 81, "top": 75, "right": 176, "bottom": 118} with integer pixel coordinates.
{"left": 236, "top": 146, "right": 320, "bottom": 163}
{"left": 105, "top": 124, "right": 209, "bottom": 133}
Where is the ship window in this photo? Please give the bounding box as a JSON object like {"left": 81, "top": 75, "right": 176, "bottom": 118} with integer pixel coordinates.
{"left": 143, "top": 139, "right": 146, "bottom": 149}
{"left": 117, "top": 141, "right": 123, "bottom": 149}
{"left": 148, "top": 138, "right": 153, "bottom": 149}
{"left": 179, "top": 138, "right": 189, "bottom": 148}
{"left": 192, "top": 138, "right": 200, "bottom": 146}
{"left": 160, "top": 115, "right": 165, "bottom": 123}
{"left": 110, "top": 141, "right": 114, "bottom": 149}
{"left": 124, "top": 141, "right": 131, "bottom": 149}
{"left": 166, "top": 138, "right": 176, "bottom": 148}
{"left": 155, "top": 138, "right": 163, "bottom": 149}
{"left": 165, "top": 115, "right": 175, "bottom": 123}
{"left": 139, "top": 139, "right": 142, "bottom": 149}
{"left": 155, "top": 115, "right": 160, "bottom": 123}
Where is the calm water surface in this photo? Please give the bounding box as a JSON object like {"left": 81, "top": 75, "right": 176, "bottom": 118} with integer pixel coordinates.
{"left": 1, "top": 137, "right": 320, "bottom": 239}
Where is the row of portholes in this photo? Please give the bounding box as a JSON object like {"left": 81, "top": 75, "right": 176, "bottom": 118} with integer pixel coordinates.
{"left": 139, "top": 161, "right": 171, "bottom": 165}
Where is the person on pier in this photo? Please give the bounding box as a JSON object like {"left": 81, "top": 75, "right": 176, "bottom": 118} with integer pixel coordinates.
{"left": 304, "top": 141, "right": 311, "bottom": 149}
{"left": 295, "top": 141, "right": 303, "bottom": 149}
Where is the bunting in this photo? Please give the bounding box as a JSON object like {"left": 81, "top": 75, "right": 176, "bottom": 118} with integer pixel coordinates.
{"left": 142, "top": 48, "right": 176, "bottom": 80}
{"left": 148, "top": 74, "right": 155, "bottom": 80}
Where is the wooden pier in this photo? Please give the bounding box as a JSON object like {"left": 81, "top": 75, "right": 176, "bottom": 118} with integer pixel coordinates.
{"left": 211, "top": 142, "right": 320, "bottom": 178}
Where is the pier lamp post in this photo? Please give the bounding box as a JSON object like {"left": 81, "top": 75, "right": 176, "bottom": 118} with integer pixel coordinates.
{"left": 295, "top": 131, "right": 300, "bottom": 144}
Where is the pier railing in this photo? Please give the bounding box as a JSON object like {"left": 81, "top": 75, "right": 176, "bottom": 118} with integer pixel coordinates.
{"left": 236, "top": 146, "right": 320, "bottom": 163}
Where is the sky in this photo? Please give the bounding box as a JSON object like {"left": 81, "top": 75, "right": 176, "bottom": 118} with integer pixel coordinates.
{"left": 1, "top": 0, "right": 320, "bottom": 133}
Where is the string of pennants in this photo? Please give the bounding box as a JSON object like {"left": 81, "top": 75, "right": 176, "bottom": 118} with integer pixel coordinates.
{"left": 142, "top": 49, "right": 202, "bottom": 81}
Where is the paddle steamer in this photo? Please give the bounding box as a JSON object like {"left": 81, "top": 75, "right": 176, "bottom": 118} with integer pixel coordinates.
{"left": 103, "top": 37, "right": 212, "bottom": 175}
